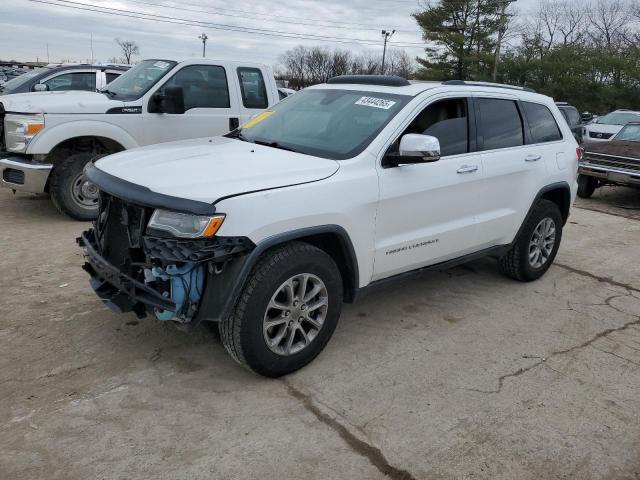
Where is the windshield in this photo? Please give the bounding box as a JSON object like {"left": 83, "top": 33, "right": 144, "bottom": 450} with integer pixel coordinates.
{"left": 233, "top": 89, "right": 411, "bottom": 159}
{"left": 597, "top": 112, "right": 640, "bottom": 126}
{"left": 614, "top": 124, "right": 640, "bottom": 141}
{"left": 102, "top": 59, "right": 176, "bottom": 100}
{"left": 1, "top": 68, "right": 49, "bottom": 92}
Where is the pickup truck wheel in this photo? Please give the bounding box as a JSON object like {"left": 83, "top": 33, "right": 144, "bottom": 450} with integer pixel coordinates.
{"left": 577, "top": 174, "right": 597, "bottom": 198}
{"left": 498, "top": 199, "right": 563, "bottom": 282}
{"left": 219, "top": 242, "right": 343, "bottom": 377}
{"left": 50, "top": 153, "right": 100, "bottom": 221}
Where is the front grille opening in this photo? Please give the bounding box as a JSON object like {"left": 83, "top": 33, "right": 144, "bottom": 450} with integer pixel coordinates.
{"left": 2, "top": 168, "right": 25, "bottom": 185}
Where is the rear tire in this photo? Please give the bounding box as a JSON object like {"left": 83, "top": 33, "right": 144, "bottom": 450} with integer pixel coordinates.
{"left": 577, "top": 174, "right": 597, "bottom": 198}
{"left": 50, "top": 152, "right": 101, "bottom": 221}
{"left": 219, "top": 242, "right": 343, "bottom": 377}
{"left": 498, "top": 199, "right": 563, "bottom": 282}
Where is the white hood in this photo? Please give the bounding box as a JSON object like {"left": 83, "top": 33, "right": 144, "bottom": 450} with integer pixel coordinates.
{"left": 0, "top": 90, "right": 126, "bottom": 114}
{"left": 94, "top": 137, "right": 340, "bottom": 204}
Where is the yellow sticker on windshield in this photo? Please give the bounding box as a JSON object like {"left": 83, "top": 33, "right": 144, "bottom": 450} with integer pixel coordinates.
{"left": 242, "top": 111, "right": 274, "bottom": 129}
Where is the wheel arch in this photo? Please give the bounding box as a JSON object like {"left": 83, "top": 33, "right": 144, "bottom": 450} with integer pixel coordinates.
{"left": 515, "top": 182, "right": 571, "bottom": 242}
{"left": 220, "top": 225, "right": 359, "bottom": 320}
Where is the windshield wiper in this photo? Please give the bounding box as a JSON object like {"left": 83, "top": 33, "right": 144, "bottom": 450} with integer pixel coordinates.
{"left": 100, "top": 89, "right": 117, "bottom": 98}
{"left": 253, "top": 139, "right": 299, "bottom": 153}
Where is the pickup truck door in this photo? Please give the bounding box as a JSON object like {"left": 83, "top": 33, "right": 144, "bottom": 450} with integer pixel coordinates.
{"left": 142, "top": 64, "right": 238, "bottom": 145}
{"left": 372, "top": 94, "right": 485, "bottom": 281}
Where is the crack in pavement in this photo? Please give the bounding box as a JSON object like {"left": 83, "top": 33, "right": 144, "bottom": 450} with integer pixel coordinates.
{"left": 469, "top": 316, "right": 640, "bottom": 394}
{"left": 283, "top": 380, "right": 416, "bottom": 480}
{"left": 554, "top": 262, "right": 640, "bottom": 294}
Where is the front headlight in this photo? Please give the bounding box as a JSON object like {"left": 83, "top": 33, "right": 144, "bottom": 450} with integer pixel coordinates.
{"left": 147, "top": 210, "right": 225, "bottom": 238}
{"left": 5, "top": 114, "right": 45, "bottom": 153}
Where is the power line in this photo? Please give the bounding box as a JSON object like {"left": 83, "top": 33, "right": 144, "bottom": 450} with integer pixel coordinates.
{"left": 116, "top": 0, "right": 422, "bottom": 33}
{"left": 30, "top": 0, "right": 428, "bottom": 48}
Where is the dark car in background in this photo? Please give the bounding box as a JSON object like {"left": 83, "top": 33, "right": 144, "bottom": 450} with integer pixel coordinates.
{"left": 556, "top": 102, "right": 583, "bottom": 143}
{"left": 0, "top": 63, "right": 130, "bottom": 95}
{"left": 578, "top": 122, "right": 640, "bottom": 197}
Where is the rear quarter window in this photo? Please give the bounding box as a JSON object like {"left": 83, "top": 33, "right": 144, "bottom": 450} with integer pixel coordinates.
{"left": 522, "top": 102, "right": 563, "bottom": 143}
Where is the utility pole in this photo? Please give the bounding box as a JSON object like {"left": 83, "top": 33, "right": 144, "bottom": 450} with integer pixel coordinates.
{"left": 46, "top": 42, "right": 50, "bottom": 63}
{"left": 492, "top": 0, "right": 516, "bottom": 82}
{"left": 90, "top": 33, "right": 94, "bottom": 63}
{"left": 198, "top": 33, "right": 208, "bottom": 58}
{"left": 381, "top": 29, "right": 395, "bottom": 75}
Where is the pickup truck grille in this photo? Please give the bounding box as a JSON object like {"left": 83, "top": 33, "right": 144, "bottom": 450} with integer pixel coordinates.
{"left": 582, "top": 152, "right": 640, "bottom": 173}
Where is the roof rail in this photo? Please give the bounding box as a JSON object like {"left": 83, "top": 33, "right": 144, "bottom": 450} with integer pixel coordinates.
{"left": 327, "top": 75, "right": 410, "bottom": 87}
{"left": 442, "top": 80, "right": 536, "bottom": 93}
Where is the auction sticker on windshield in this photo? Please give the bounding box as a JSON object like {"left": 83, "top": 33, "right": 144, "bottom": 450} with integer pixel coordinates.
{"left": 153, "top": 61, "right": 171, "bottom": 69}
{"left": 355, "top": 96, "right": 396, "bottom": 110}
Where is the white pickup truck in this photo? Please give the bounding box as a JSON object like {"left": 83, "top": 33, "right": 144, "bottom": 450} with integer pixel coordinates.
{"left": 0, "top": 58, "right": 279, "bottom": 219}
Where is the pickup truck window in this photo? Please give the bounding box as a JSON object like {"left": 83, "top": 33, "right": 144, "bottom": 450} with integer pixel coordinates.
{"left": 105, "top": 72, "right": 121, "bottom": 84}
{"left": 522, "top": 102, "right": 562, "bottom": 144}
{"left": 102, "top": 59, "right": 177, "bottom": 100}
{"left": 237, "top": 67, "right": 268, "bottom": 109}
{"left": 478, "top": 98, "right": 524, "bottom": 151}
{"left": 235, "top": 89, "right": 410, "bottom": 160}
{"left": 44, "top": 72, "right": 96, "bottom": 92}
{"left": 614, "top": 124, "right": 640, "bottom": 141}
{"left": 160, "top": 65, "right": 230, "bottom": 110}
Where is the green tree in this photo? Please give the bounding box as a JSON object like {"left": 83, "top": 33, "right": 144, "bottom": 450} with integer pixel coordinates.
{"left": 412, "top": 0, "right": 506, "bottom": 80}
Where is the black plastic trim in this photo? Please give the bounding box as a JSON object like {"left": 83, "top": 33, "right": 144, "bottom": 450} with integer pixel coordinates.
{"left": 106, "top": 106, "right": 142, "bottom": 114}
{"left": 214, "top": 225, "right": 360, "bottom": 321}
{"left": 327, "top": 75, "right": 410, "bottom": 87}
{"left": 517, "top": 181, "right": 572, "bottom": 230}
{"left": 443, "top": 80, "right": 536, "bottom": 93}
{"left": 85, "top": 163, "right": 217, "bottom": 215}
{"left": 353, "top": 244, "right": 510, "bottom": 302}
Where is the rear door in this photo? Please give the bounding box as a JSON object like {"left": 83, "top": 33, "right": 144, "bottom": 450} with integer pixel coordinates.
{"left": 474, "top": 96, "right": 562, "bottom": 247}
{"left": 143, "top": 63, "right": 237, "bottom": 144}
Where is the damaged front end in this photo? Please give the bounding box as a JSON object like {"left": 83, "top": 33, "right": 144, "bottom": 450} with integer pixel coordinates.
{"left": 78, "top": 188, "right": 253, "bottom": 326}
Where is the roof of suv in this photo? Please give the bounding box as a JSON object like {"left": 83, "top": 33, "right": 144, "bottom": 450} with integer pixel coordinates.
{"left": 313, "top": 75, "right": 544, "bottom": 99}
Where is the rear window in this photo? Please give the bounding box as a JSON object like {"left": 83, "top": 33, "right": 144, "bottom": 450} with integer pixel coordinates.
{"left": 237, "top": 67, "right": 268, "bottom": 109}
{"left": 478, "top": 98, "right": 524, "bottom": 150}
{"left": 522, "top": 102, "right": 563, "bottom": 143}
{"left": 106, "top": 72, "right": 121, "bottom": 84}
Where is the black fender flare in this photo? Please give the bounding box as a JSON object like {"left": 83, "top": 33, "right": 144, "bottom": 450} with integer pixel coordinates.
{"left": 515, "top": 181, "right": 571, "bottom": 242}
{"left": 204, "top": 225, "right": 360, "bottom": 323}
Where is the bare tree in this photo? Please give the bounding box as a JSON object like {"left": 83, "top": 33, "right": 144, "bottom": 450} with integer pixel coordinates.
{"left": 115, "top": 38, "right": 140, "bottom": 64}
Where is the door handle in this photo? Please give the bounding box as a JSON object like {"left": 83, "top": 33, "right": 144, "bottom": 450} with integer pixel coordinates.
{"left": 456, "top": 165, "right": 478, "bottom": 174}
{"left": 525, "top": 154, "right": 542, "bottom": 162}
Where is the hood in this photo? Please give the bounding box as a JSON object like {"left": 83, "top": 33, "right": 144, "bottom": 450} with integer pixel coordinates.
{"left": 0, "top": 90, "right": 125, "bottom": 114}
{"left": 94, "top": 137, "right": 340, "bottom": 204}
{"left": 583, "top": 140, "right": 640, "bottom": 159}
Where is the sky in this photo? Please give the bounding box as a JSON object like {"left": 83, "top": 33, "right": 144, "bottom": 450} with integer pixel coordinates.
{"left": 0, "top": 0, "right": 538, "bottom": 66}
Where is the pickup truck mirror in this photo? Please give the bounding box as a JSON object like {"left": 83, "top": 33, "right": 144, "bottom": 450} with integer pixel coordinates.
{"left": 149, "top": 85, "right": 185, "bottom": 114}
{"left": 33, "top": 83, "right": 48, "bottom": 92}
{"left": 383, "top": 134, "right": 441, "bottom": 168}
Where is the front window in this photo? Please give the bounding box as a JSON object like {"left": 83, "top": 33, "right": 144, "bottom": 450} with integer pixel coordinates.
{"left": 44, "top": 72, "right": 96, "bottom": 91}
{"left": 596, "top": 112, "right": 640, "bottom": 126}
{"left": 613, "top": 124, "right": 640, "bottom": 141}
{"left": 101, "top": 59, "right": 177, "bottom": 100}
{"left": 1, "top": 68, "right": 49, "bottom": 93}
{"left": 232, "top": 89, "right": 411, "bottom": 160}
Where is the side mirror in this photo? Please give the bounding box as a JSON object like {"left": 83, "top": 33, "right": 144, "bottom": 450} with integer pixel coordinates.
{"left": 33, "top": 83, "right": 48, "bottom": 92}
{"left": 383, "top": 134, "right": 441, "bottom": 168}
{"left": 149, "top": 85, "right": 185, "bottom": 114}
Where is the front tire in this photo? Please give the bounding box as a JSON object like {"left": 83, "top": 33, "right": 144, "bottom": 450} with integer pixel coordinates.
{"left": 577, "top": 174, "right": 597, "bottom": 198}
{"left": 50, "top": 152, "right": 100, "bottom": 221}
{"left": 498, "top": 199, "right": 563, "bottom": 282}
{"left": 219, "top": 242, "right": 343, "bottom": 377}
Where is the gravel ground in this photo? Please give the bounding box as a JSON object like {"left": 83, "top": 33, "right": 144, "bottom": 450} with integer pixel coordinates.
{"left": 1, "top": 187, "right": 639, "bottom": 480}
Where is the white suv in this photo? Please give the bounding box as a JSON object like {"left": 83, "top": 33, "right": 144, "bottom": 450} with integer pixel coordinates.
{"left": 78, "top": 76, "right": 579, "bottom": 377}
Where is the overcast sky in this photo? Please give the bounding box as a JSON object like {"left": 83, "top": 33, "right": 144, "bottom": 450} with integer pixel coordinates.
{"left": 0, "top": 0, "right": 538, "bottom": 66}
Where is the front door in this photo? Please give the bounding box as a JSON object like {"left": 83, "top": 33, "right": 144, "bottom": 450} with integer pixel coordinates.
{"left": 372, "top": 95, "right": 486, "bottom": 281}
{"left": 143, "top": 64, "right": 237, "bottom": 145}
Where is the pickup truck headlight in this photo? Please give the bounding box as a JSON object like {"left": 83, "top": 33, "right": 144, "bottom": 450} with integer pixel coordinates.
{"left": 147, "top": 210, "right": 225, "bottom": 238}
{"left": 4, "top": 114, "right": 45, "bottom": 153}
